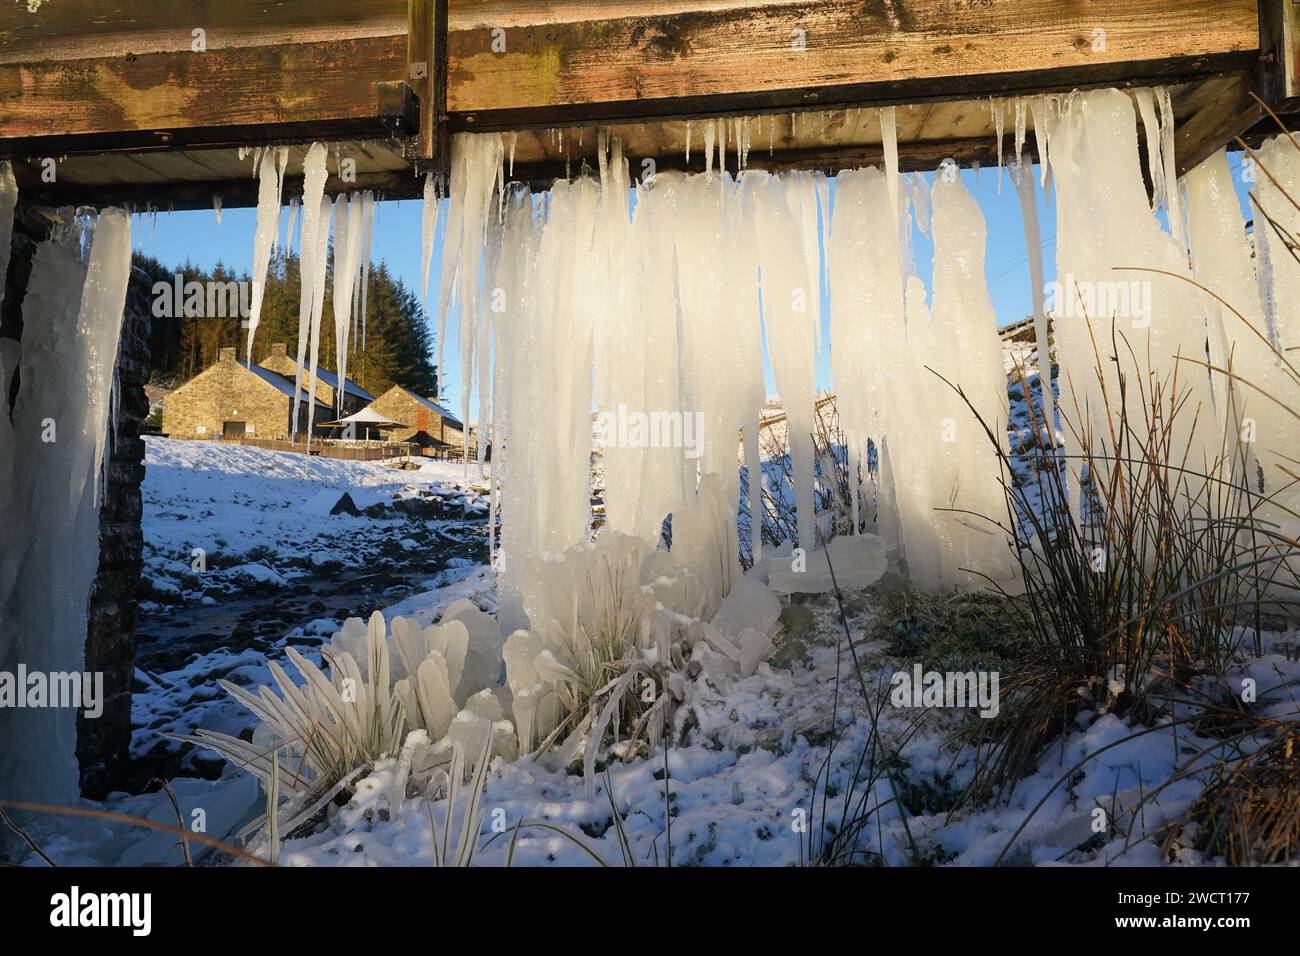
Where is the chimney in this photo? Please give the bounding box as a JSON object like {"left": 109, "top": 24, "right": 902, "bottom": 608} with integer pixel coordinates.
{"left": 218, "top": 347, "right": 237, "bottom": 365}
{"left": 270, "top": 343, "right": 287, "bottom": 358}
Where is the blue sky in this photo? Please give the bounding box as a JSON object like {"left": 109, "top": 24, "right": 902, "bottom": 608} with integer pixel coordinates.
{"left": 134, "top": 155, "right": 1253, "bottom": 423}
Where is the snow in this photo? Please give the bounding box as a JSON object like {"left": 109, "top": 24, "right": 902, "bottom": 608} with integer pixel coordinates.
{"left": 139, "top": 437, "right": 487, "bottom": 600}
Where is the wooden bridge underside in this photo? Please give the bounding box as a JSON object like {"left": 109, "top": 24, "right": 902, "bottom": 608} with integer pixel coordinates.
{"left": 1, "top": 1, "right": 1298, "bottom": 209}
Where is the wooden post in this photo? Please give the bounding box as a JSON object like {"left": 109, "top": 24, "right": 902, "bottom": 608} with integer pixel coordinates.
{"left": 407, "top": 0, "right": 448, "bottom": 171}
{"left": 1260, "top": 0, "right": 1300, "bottom": 108}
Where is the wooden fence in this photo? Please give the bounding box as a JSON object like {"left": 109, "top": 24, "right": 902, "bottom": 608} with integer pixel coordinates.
{"left": 210, "top": 437, "right": 417, "bottom": 462}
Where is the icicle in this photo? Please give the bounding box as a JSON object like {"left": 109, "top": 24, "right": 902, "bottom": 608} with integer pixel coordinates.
{"left": 304, "top": 195, "right": 333, "bottom": 450}
{"left": 992, "top": 98, "right": 1005, "bottom": 192}
{"left": 244, "top": 148, "right": 282, "bottom": 363}
{"left": 880, "top": 108, "right": 901, "bottom": 224}
{"left": 831, "top": 166, "right": 904, "bottom": 541}
{"left": 1029, "top": 96, "right": 1055, "bottom": 188}
{"left": 1135, "top": 89, "right": 1165, "bottom": 213}
{"left": 0, "top": 161, "right": 17, "bottom": 316}
{"left": 286, "top": 197, "right": 299, "bottom": 255}
{"left": 438, "top": 133, "right": 504, "bottom": 465}
{"left": 685, "top": 121, "right": 692, "bottom": 164}
{"left": 909, "top": 172, "right": 931, "bottom": 239}
{"left": 704, "top": 121, "right": 716, "bottom": 177}
{"left": 357, "top": 191, "right": 375, "bottom": 350}
{"left": 749, "top": 172, "right": 818, "bottom": 551}
{"left": 1014, "top": 97, "right": 1027, "bottom": 161}
{"left": 1, "top": 208, "right": 130, "bottom": 806}
{"left": 420, "top": 171, "right": 439, "bottom": 308}
{"left": 291, "top": 143, "right": 328, "bottom": 441}
{"left": 1011, "top": 156, "right": 1054, "bottom": 435}
{"left": 331, "top": 193, "right": 362, "bottom": 415}
{"left": 508, "top": 131, "right": 519, "bottom": 176}
{"left": 1157, "top": 88, "right": 1186, "bottom": 250}
{"left": 213, "top": 194, "right": 223, "bottom": 224}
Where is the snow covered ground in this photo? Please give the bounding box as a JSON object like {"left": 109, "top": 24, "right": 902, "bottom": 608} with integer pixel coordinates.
{"left": 140, "top": 438, "right": 487, "bottom": 604}
{"left": 14, "top": 395, "right": 1298, "bottom": 868}
{"left": 128, "top": 439, "right": 492, "bottom": 781}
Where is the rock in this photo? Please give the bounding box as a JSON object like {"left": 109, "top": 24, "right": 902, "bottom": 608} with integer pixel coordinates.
{"left": 329, "top": 492, "right": 361, "bottom": 516}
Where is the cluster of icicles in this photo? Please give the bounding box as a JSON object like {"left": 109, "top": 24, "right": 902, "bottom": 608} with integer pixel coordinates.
{"left": 242, "top": 144, "right": 376, "bottom": 441}
{"left": 0, "top": 167, "right": 133, "bottom": 805}
{"left": 430, "top": 89, "right": 1299, "bottom": 632}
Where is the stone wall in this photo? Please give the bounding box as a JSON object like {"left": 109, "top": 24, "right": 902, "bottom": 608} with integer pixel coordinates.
{"left": 77, "top": 269, "right": 152, "bottom": 799}
{"left": 369, "top": 385, "right": 469, "bottom": 452}
{"left": 259, "top": 341, "right": 337, "bottom": 407}
{"left": 161, "top": 347, "right": 308, "bottom": 440}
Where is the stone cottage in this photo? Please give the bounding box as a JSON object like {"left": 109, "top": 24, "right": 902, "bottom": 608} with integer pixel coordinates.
{"left": 160, "top": 346, "right": 332, "bottom": 440}
{"left": 257, "top": 342, "right": 375, "bottom": 415}
{"left": 366, "top": 385, "right": 471, "bottom": 454}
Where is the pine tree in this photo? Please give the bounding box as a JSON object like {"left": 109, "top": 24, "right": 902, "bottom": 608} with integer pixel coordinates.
{"left": 139, "top": 248, "right": 440, "bottom": 397}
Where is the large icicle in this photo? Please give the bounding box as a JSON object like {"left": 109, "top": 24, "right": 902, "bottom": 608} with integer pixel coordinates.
{"left": 244, "top": 148, "right": 282, "bottom": 362}
{"left": 0, "top": 209, "right": 131, "bottom": 807}
{"left": 304, "top": 196, "right": 333, "bottom": 448}
{"left": 830, "top": 166, "right": 900, "bottom": 537}
{"left": 438, "top": 134, "right": 503, "bottom": 423}
{"left": 331, "top": 192, "right": 362, "bottom": 414}
{"left": 1011, "top": 154, "right": 1055, "bottom": 433}
{"left": 291, "top": 144, "right": 329, "bottom": 440}
{"left": 420, "top": 172, "right": 439, "bottom": 309}
{"left": 749, "top": 171, "right": 818, "bottom": 552}
{"left": 1049, "top": 89, "right": 1213, "bottom": 514}
{"left": 353, "top": 190, "right": 375, "bottom": 348}
{"left": 927, "top": 174, "right": 1016, "bottom": 589}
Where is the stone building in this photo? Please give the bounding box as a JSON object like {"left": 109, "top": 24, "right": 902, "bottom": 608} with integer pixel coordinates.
{"left": 366, "top": 385, "right": 471, "bottom": 454}
{"left": 257, "top": 342, "right": 375, "bottom": 415}
{"left": 160, "top": 346, "right": 331, "bottom": 440}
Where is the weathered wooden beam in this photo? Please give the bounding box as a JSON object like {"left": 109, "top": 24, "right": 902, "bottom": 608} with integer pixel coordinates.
{"left": 0, "top": 35, "right": 409, "bottom": 153}
{"left": 1175, "top": 76, "right": 1266, "bottom": 176}
{"left": 406, "top": 0, "right": 450, "bottom": 168}
{"left": 0, "top": 1, "right": 406, "bottom": 61}
{"left": 1259, "top": 0, "right": 1300, "bottom": 108}
{"left": 15, "top": 170, "right": 423, "bottom": 213}
{"left": 447, "top": 0, "right": 1262, "bottom": 130}
{"left": 504, "top": 133, "right": 1039, "bottom": 190}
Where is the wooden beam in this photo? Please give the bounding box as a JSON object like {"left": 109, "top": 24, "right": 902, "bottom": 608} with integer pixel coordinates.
{"left": 14, "top": 170, "right": 423, "bottom": 213}
{"left": 0, "top": 1, "right": 406, "bottom": 61}
{"left": 446, "top": 0, "right": 1261, "bottom": 130}
{"left": 1175, "top": 76, "right": 1265, "bottom": 175}
{"left": 0, "top": 35, "right": 408, "bottom": 151}
{"left": 1259, "top": 0, "right": 1300, "bottom": 108}
{"left": 405, "top": 0, "right": 449, "bottom": 168}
